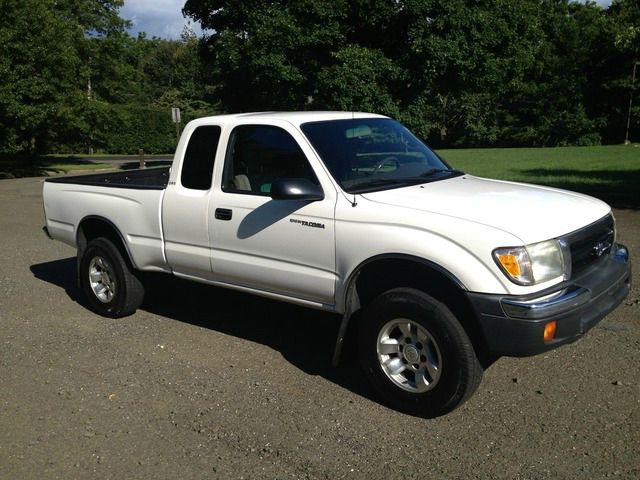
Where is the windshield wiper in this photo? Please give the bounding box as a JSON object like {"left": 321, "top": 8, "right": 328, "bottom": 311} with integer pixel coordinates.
{"left": 349, "top": 177, "right": 426, "bottom": 193}
{"left": 348, "top": 169, "right": 465, "bottom": 193}
{"left": 420, "top": 168, "right": 464, "bottom": 177}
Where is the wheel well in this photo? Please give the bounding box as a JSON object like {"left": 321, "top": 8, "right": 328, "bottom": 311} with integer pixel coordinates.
{"left": 77, "top": 217, "right": 135, "bottom": 269}
{"left": 352, "top": 257, "right": 491, "bottom": 362}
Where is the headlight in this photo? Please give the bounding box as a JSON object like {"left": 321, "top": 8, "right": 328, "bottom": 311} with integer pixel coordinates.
{"left": 493, "top": 239, "right": 569, "bottom": 285}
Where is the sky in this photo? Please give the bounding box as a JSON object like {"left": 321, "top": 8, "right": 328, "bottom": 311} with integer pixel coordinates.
{"left": 120, "top": 0, "right": 614, "bottom": 40}
{"left": 120, "top": 0, "right": 203, "bottom": 39}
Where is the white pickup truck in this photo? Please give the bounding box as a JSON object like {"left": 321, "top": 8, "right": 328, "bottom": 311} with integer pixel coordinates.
{"left": 43, "top": 112, "right": 631, "bottom": 417}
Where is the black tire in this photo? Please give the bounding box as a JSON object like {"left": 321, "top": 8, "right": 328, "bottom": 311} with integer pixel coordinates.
{"left": 79, "top": 237, "right": 144, "bottom": 318}
{"left": 358, "top": 288, "right": 482, "bottom": 417}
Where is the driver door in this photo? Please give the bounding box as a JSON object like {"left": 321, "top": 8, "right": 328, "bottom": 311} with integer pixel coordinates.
{"left": 209, "top": 123, "right": 337, "bottom": 305}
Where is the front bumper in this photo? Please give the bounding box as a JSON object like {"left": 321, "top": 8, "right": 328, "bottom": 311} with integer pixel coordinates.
{"left": 467, "top": 244, "right": 632, "bottom": 357}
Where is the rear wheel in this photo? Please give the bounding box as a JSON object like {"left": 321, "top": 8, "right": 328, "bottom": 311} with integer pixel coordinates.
{"left": 79, "top": 237, "right": 144, "bottom": 318}
{"left": 358, "top": 288, "right": 482, "bottom": 417}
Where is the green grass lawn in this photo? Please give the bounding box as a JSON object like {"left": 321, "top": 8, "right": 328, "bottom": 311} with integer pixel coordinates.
{"left": 436, "top": 145, "right": 640, "bottom": 208}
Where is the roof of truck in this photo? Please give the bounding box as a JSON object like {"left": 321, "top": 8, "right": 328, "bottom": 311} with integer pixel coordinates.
{"left": 189, "top": 111, "right": 388, "bottom": 127}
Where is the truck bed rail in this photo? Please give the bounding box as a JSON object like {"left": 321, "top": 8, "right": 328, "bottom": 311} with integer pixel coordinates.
{"left": 45, "top": 167, "right": 170, "bottom": 190}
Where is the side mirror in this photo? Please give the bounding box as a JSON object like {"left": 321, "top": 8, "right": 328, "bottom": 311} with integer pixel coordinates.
{"left": 270, "top": 178, "right": 324, "bottom": 201}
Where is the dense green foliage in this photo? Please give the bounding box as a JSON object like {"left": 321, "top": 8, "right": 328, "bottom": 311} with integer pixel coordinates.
{"left": 0, "top": 0, "right": 638, "bottom": 155}
{"left": 185, "top": 0, "right": 640, "bottom": 148}
{"left": 0, "top": 0, "right": 213, "bottom": 154}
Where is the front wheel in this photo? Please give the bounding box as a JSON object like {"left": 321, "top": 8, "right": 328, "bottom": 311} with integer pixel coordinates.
{"left": 79, "top": 237, "right": 144, "bottom": 318}
{"left": 358, "top": 288, "right": 482, "bottom": 417}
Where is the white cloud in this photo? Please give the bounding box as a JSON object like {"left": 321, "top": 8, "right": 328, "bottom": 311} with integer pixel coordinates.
{"left": 120, "top": 0, "right": 202, "bottom": 39}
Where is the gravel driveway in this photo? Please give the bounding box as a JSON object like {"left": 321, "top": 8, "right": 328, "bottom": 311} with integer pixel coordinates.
{"left": 1, "top": 176, "right": 639, "bottom": 479}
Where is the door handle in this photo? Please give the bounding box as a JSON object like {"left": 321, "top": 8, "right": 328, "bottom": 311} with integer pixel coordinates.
{"left": 215, "top": 208, "right": 232, "bottom": 221}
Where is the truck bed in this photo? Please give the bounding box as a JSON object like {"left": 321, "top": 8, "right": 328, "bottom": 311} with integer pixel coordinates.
{"left": 45, "top": 167, "right": 170, "bottom": 190}
{"left": 43, "top": 166, "right": 170, "bottom": 272}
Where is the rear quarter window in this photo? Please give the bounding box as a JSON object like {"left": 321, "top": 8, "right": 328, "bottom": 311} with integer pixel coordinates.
{"left": 181, "top": 125, "right": 221, "bottom": 190}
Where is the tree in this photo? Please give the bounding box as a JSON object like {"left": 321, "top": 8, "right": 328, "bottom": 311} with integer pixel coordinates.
{"left": 496, "top": 0, "right": 607, "bottom": 146}
{"left": 184, "top": 0, "right": 349, "bottom": 111}
{"left": 0, "top": 0, "right": 81, "bottom": 153}
{"left": 2, "top": 0, "right": 636, "bottom": 155}
{"left": 0, "top": 0, "right": 128, "bottom": 154}
{"left": 185, "top": 0, "right": 640, "bottom": 147}
{"left": 598, "top": 0, "right": 640, "bottom": 143}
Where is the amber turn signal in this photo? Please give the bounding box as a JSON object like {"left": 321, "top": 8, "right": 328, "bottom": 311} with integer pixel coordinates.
{"left": 497, "top": 253, "right": 522, "bottom": 277}
{"left": 543, "top": 320, "right": 557, "bottom": 343}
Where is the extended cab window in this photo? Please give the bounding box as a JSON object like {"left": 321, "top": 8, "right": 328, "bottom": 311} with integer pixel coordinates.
{"left": 181, "top": 125, "right": 221, "bottom": 190}
{"left": 222, "top": 125, "right": 319, "bottom": 195}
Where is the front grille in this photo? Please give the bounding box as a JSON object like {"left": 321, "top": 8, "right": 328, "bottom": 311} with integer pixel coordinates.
{"left": 565, "top": 214, "right": 614, "bottom": 278}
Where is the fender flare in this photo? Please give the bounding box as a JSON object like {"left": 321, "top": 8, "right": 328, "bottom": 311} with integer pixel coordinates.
{"left": 332, "top": 254, "right": 466, "bottom": 366}
{"left": 76, "top": 215, "right": 138, "bottom": 270}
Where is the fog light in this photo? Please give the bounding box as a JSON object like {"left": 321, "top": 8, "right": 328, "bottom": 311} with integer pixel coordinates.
{"left": 543, "top": 321, "right": 557, "bottom": 343}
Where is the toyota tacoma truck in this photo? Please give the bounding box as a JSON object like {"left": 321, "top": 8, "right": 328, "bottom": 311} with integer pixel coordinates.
{"left": 42, "top": 112, "right": 632, "bottom": 417}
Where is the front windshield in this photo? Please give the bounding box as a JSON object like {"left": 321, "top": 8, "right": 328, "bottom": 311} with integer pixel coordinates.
{"left": 301, "top": 118, "right": 461, "bottom": 193}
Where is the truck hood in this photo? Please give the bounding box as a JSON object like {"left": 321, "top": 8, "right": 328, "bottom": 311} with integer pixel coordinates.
{"left": 361, "top": 175, "right": 611, "bottom": 244}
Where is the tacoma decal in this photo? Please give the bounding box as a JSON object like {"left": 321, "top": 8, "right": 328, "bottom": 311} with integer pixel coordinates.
{"left": 290, "top": 218, "right": 325, "bottom": 229}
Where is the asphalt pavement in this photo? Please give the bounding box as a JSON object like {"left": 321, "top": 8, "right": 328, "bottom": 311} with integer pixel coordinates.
{"left": 1, "top": 176, "right": 639, "bottom": 479}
